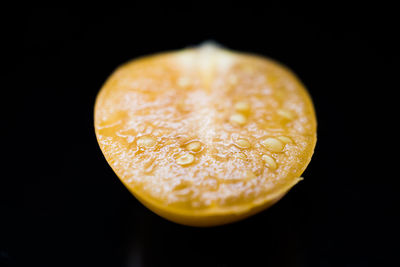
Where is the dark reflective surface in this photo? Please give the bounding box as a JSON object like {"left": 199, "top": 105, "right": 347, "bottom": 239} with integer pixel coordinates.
{"left": 1, "top": 6, "right": 397, "bottom": 267}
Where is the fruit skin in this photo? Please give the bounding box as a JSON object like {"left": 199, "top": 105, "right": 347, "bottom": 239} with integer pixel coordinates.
{"left": 94, "top": 45, "right": 317, "bottom": 227}
{"left": 123, "top": 177, "right": 303, "bottom": 227}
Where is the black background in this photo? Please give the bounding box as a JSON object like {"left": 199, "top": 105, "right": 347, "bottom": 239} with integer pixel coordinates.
{"left": 1, "top": 6, "right": 398, "bottom": 267}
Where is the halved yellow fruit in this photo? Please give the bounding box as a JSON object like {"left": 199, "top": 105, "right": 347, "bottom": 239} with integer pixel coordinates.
{"left": 94, "top": 43, "right": 317, "bottom": 226}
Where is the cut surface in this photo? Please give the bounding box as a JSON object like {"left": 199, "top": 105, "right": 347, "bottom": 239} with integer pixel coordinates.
{"left": 94, "top": 44, "right": 317, "bottom": 226}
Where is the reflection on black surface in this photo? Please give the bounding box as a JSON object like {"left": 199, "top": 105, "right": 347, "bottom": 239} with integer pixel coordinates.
{"left": 125, "top": 193, "right": 303, "bottom": 266}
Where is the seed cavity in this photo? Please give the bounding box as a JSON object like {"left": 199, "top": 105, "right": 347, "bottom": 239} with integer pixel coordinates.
{"left": 262, "top": 154, "right": 277, "bottom": 169}
{"left": 261, "top": 137, "right": 284, "bottom": 152}
{"left": 235, "top": 138, "right": 251, "bottom": 148}
{"left": 277, "top": 136, "right": 292, "bottom": 144}
{"left": 230, "top": 113, "right": 247, "bottom": 125}
{"left": 234, "top": 101, "right": 250, "bottom": 113}
{"left": 136, "top": 136, "right": 157, "bottom": 148}
{"left": 186, "top": 141, "right": 202, "bottom": 152}
{"left": 176, "top": 153, "right": 195, "bottom": 165}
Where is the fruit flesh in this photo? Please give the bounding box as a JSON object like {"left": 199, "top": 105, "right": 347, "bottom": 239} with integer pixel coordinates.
{"left": 94, "top": 44, "right": 317, "bottom": 226}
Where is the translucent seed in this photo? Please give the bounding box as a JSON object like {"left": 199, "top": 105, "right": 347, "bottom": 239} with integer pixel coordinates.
{"left": 261, "top": 138, "right": 284, "bottom": 152}
{"left": 228, "top": 74, "right": 238, "bottom": 85}
{"left": 137, "top": 136, "right": 157, "bottom": 148}
{"left": 186, "top": 141, "right": 202, "bottom": 152}
{"left": 234, "top": 101, "right": 250, "bottom": 112}
{"left": 262, "top": 154, "right": 277, "bottom": 169}
{"left": 164, "top": 140, "right": 174, "bottom": 146}
{"left": 278, "top": 136, "right": 293, "bottom": 144}
{"left": 176, "top": 153, "right": 195, "bottom": 165}
{"left": 243, "top": 65, "right": 255, "bottom": 74}
{"left": 277, "top": 109, "right": 293, "bottom": 120}
{"left": 235, "top": 138, "right": 251, "bottom": 148}
{"left": 236, "top": 152, "right": 247, "bottom": 159}
{"left": 173, "top": 180, "right": 191, "bottom": 191}
{"left": 230, "top": 113, "right": 247, "bottom": 125}
{"left": 177, "top": 76, "right": 191, "bottom": 87}
{"left": 245, "top": 170, "right": 256, "bottom": 179}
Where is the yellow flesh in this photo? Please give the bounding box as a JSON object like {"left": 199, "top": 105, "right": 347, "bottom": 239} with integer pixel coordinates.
{"left": 94, "top": 44, "right": 317, "bottom": 226}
